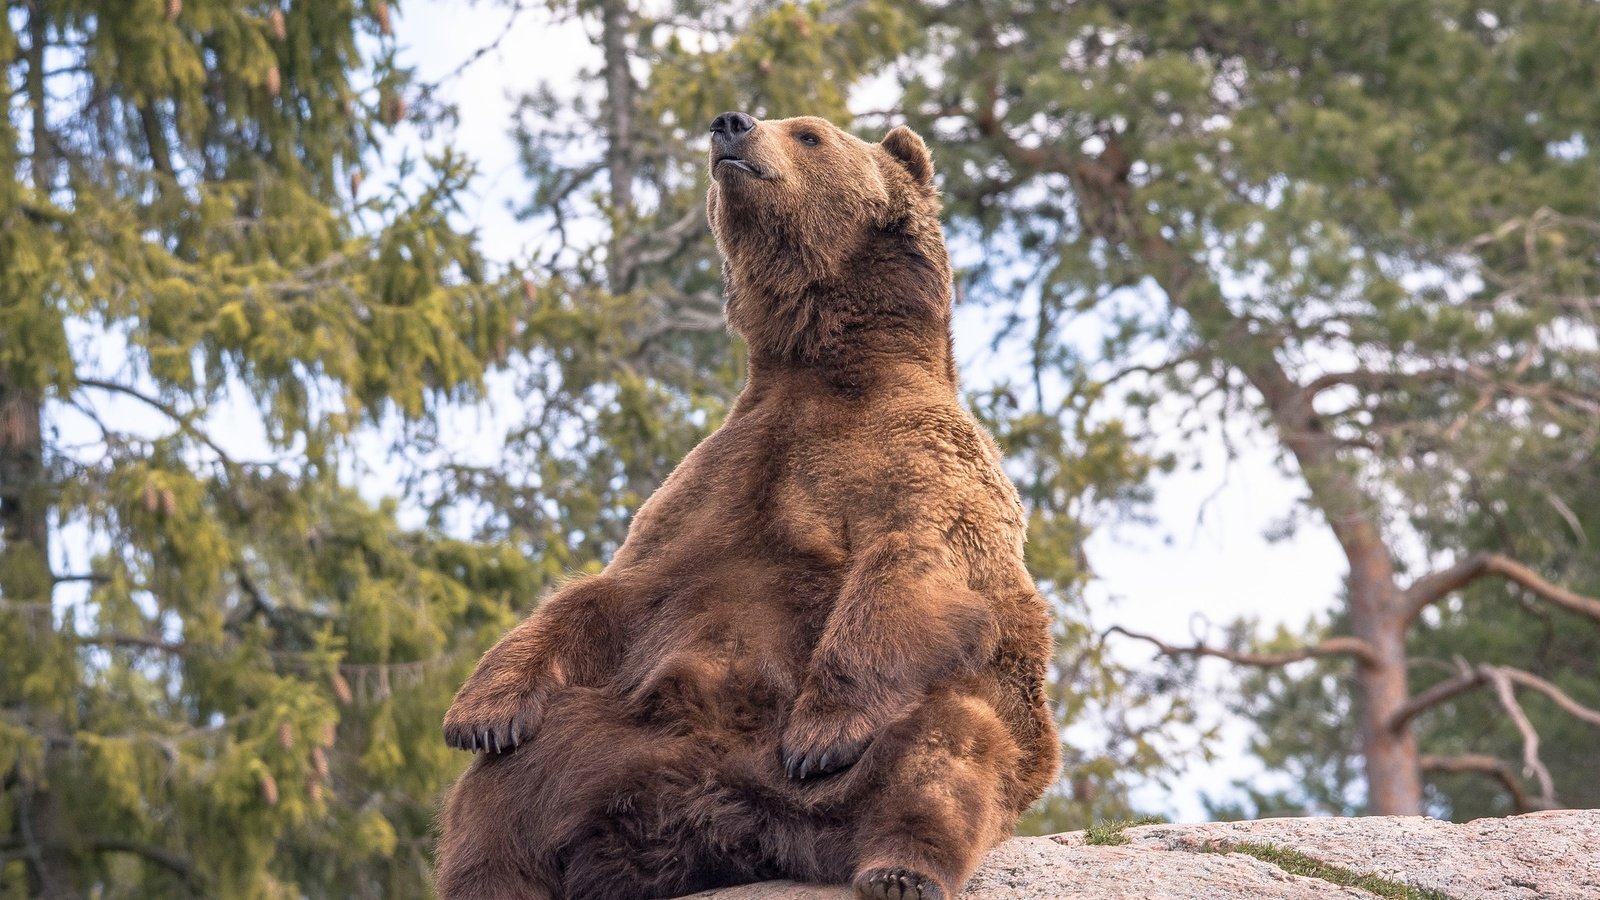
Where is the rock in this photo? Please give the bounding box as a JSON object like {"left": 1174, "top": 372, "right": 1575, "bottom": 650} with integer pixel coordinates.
{"left": 1117, "top": 810, "right": 1600, "bottom": 900}
{"left": 685, "top": 810, "right": 1600, "bottom": 899}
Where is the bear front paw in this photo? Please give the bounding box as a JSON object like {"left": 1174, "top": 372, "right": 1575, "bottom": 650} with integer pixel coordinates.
{"left": 442, "top": 681, "right": 546, "bottom": 754}
{"left": 780, "top": 706, "right": 880, "bottom": 780}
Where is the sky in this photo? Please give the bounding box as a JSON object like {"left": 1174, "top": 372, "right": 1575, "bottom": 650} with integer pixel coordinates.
{"left": 379, "top": 0, "right": 1351, "bottom": 821}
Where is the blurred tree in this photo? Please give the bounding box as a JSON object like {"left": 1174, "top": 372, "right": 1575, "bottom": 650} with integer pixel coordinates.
{"left": 898, "top": 0, "right": 1600, "bottom": 815}
{"left": 1220, "top": 436, "right": 1600, "bottom": 820}
{"left": 0, "top": 1, "right": 530, "bottom": 896}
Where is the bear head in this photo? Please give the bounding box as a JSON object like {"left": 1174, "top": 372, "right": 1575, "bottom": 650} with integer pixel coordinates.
{"left": 706, "top": 113, "right": 953, "bottom": 380}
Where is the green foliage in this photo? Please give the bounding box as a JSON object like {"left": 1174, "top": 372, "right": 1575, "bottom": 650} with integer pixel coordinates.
{"left": 970, "top": 382, "right": 1196, "bottom": 832}
{"left": 1205, "top": 619, "right": 1367, "bottom": 819}
{"left": 3, "top": 2, "right": 1166, "bottom": 891}
{"left": 1, "top": 1, "right": 529, "bottom": 896}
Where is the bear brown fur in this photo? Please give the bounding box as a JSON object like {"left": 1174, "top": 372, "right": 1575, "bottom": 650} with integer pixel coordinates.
{"left": 434, "top": 114, "right": 1059, "bottom": 900}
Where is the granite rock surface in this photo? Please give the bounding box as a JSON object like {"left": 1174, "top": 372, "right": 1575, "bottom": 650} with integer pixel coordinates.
{"left": 685, "top": 810, "right": 1600, "bottom": 899}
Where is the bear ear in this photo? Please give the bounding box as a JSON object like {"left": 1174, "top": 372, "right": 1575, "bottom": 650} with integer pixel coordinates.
{"left": 881, "top": 125, "right": 933, "bottom": 186}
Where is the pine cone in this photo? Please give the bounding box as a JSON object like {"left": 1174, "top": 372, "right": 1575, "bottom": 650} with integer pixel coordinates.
{"left": 277, "top": 721, "right": 295, "bottom": 750}
{"left": 382, "top": 92, "right": 406, "bottom": 126}
{"left": 373, "top": 1, "right": 392, "bottom": 36}
{"left": 269, "top": 8, "right": 287, "bottom": 41}
{"left": 260, "top": 773, "right": 279, "bottom": 806}
{"left": 331, "top": 670, "right": 354, "bottom": 705}
{"left": 166, "top": 0, "right": 181, "bottom": 21}
{"left": 265, "top": 65, "right": 281, "bottom": 98}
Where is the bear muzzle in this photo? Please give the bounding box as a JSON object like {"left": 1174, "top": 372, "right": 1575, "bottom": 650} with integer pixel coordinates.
{"left": 710, "top": 111, "right": 770, "bottom": 180}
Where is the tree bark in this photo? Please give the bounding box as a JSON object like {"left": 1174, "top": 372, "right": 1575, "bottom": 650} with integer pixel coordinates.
{"left": 8, "top": 0, "right": 55, "bottom": 610}
{"left": 600, "top": 0, "right": 635, "bottom": 293}
{"left": 0, "top": 388, "right": 48, "bottom": 600}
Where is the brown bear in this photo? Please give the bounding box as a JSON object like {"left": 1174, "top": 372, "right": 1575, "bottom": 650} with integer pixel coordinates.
{"left": 435, "top": 112, "right": 1058, "bottom": 900}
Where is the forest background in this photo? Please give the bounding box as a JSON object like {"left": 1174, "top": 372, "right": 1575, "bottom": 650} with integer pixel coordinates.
{"left": 2, "top": 0, "right": 1597, "bottom": 896}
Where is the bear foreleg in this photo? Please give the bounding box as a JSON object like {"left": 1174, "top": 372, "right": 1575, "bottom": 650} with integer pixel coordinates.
{"left": 780, "top": 531, "right": 998, "bottom": 780}
{"left": 444, "top": 575, "right": 623, "bottom": 753}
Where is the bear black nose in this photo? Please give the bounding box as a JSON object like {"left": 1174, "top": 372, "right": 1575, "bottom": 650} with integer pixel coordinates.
{"left": 710, "top": 111, "right": 756, "bottom": 139}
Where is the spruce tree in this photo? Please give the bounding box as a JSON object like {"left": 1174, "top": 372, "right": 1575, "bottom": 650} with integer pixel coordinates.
{"left": 1, "top": 2, "right": 528, "bottom": 895}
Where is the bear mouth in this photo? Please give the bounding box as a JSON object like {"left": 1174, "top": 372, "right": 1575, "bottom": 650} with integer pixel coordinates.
{"left": 714, "top": 156, "right": 765, "bottom": 178}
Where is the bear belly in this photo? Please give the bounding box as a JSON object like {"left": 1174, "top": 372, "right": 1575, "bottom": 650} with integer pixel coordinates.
{"left": 610, "top": 559, "right": 830, "bottom": 736}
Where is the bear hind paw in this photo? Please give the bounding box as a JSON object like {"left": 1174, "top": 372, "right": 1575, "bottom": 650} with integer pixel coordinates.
{"left": 853, "top": 867, "right": 945, "bottom": 900}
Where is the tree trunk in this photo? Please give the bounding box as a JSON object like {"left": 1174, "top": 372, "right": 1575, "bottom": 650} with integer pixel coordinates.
{"left": 0, "top": 386, "right": 49, "bottom": 601}
{"left": 1342, "top": 525, "right": 1424, "bottom": 815}
{"left": 1131, "top": 228, "right": 1426, "bottom": 815}
{"left": 0, "top": 380, "right": 70, "bottom": 897}
{"left": 8, "top": 7, "right": 74, "bottom": 894}
{"left": 600, "top": 0, "right": 635, "bottom": 293}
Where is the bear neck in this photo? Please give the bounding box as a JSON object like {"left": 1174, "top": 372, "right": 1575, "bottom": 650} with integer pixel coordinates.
{"left": 742, "top": 310, "right": 957, "bottom": 397}
{"left": 730, "top": 261, "right": 957, "bottom": 396}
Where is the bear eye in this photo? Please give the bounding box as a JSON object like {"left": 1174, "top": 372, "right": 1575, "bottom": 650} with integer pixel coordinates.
{"left": 796, "top": 131, "right": 821, "bottom": 146}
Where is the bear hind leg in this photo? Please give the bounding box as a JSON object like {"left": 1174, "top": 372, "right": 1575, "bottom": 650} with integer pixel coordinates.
{"left": 846, "top": 690, "right": 1019, "bottom": 900}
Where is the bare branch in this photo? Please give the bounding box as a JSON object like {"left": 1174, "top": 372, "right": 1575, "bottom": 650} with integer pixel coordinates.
{"left": 414, "top": 1, "right": 529, "bottom": 92}
{"left": 1387, "top": 669, "right": 1486, "bottom": 734}
{"left": 1390, "top": 659, "right": 1600, "bottom": 746}
{"left": 1497, "top": 667, "right": 1600, "bottom": 728}
{"left": 0, "top": 835, "right": 202, "bottom": 895}
{"left": 1104, "top": 625, "right": 1379, "bottom": 668}
{"left": 74, "top": 378, "right": 239, "bottom": 468}
{"left": 86, "top": 837, "right": 203, "bottom": 895}
{"left": 225, "top": 563, "right": 271, "bottom": 628}
{"left": 1483, "top": 665, "right": 1558, "bottom": 809}
{"left": 1420, "top": 754, "right": 1548, "bottom": 813}
{"left": 1301, "top": 366, "right": 1467, "bottom": 398}
{"left": 51, "top": 571, "right": 109, "bottom": 585}
{"left": 621, "top": 205, "right": 709, "bottom": 272}
{"left": 1098, "top": 350, "right": 1206, "bottom": 390}
{"left": 77, "top": 633, "right": 187, "bottom": 654}
{"left": 1442, "top": 344, "right": 1539, "bottom": 440}
{"left": 1403, "top": 552, "right": 1600, "bottom": 624}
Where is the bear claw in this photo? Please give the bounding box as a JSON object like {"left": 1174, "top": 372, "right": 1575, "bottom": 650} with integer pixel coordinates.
{"left": 781, "top": 734, "right": 866, "bottom": 780}
{"left": 443, "top": 719, "right": 524, "bottom": 754}
{"left": 443, "top": 681, "right": 548, "bottom": 754}
{"left": 854, "top": 867, "right": 944, "bottom": 900}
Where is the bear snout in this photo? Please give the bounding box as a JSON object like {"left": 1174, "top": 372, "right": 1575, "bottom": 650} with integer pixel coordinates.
{"left": 709, "top": 110, "right": 756, "bottom": 139}
{"left": 711, "top": 112, "right": 768, "bottom": 180}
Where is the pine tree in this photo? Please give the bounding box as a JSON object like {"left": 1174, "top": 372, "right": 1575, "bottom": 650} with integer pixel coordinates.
{"left": 898, "top": 0, "right": 1600, "bottom": 815}
{"left": 1, "top": 2, "right": 529, "bottom": 895}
